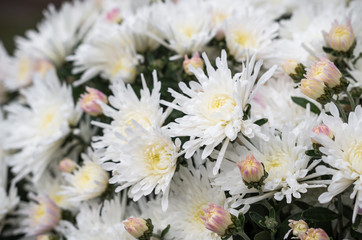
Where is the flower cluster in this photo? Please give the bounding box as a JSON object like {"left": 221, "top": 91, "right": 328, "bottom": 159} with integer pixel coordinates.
{"left": 0, "top": 0, "right": 361, "bottom": 239}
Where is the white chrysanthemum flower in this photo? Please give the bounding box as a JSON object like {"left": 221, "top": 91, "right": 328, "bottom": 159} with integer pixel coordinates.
{"left": 214, "top": 124, "right": 324, "bottom": 211}
{"left": 224, "top": 8, "right": 278, "bottom": 62}
{"left": 58, "top": 195, "right": 133, "bottom": 240}
{"left": 163, "top": 50, "right": 277, "bottom": 175}
{"left": 251, "top": 77, "right": 317, "bottom": 130}
{"left": 3, "top": 70, "right": 81, "bottom": 182}
{"left": 148, "top": 0, "right": 215, "bottom": 59}
{"left": 102, "top": 125, "right": 179, "bottom": 211}
{"left": 314, "top": 104, "right": 362, "bottom": 223}
{"left": 61, "top": 149, "right": 109, "bottom": 203}
{"left": 92, "top": 71, "right": 168, "bottom": 164}
{"left": 15, "top": 0, "right": 99, "bottom": 67}
{"left": 14, "top": 194, "right": 61, "bottom": 237}
{"left": 164, "top": 164, "right": 228, "bottom": 240}
{"left": 69, "top": 24, "right": 138, "bottom": 86}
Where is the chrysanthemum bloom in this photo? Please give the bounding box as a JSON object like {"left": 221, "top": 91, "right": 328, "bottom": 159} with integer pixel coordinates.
{"left": 314, "top": 104, "right": 362, "bottom": 222}
{"left": 148, "top": 0, "right": 215, "bottom": 59}
{"left": 58, "top": 195, "right": 134, "bottom": 240}
{"left": 79, "top": 87, "right": 108, "bottom": 116}
{"left": 4, "top": 70, "right": 80, "bottom": 182}
{"left": 69, "top": 24, "right": 138, "bottom": 86}
{"left": 124, "top": 217, "right": 153, "bottom": 239}
{"left": 61, "top": 149, "right": 109, "bottom": 203}
{"left": 224, "top": 9, "right": 278, "bottom": 61}
{"left": 323, "top": 18, "right": 355, "bottom": 52}
{"left": 164, "top": 164, "right": 229, "bottom": 240}
{"left": 214, "top": 124, "right": 325, "bottom": 212}
{"left": 164, "top": 50, "right": 276, "bottom": 174}
{"left": 300, "top": 228, "right": 330, "bottom": 240}
{"left": 201, "top": 203, "right": 233, "bottom": 237}
{"left": 15, "top": 194, "right": 61, "bottom": 237}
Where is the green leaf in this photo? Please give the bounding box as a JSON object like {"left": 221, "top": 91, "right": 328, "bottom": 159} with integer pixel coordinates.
{"left": 160, "top": 224, "right": 171, "bottom": 239}
{"left": 249, "top": 211, "right": 267, "bottom": 228}
{"left": 254, "top": 231, "right": 271, "bottom": 240}
{"left": 291, "top": 96, "right": 321, "bottom": 114}
{"left": 302, "top": 207, "right": 338, "bottom": 222}
{"left": 254, "top": 118, "right": 268, "bottom": 126}
{"left": 238, "top": 213, "right": 246, "bottom": 229}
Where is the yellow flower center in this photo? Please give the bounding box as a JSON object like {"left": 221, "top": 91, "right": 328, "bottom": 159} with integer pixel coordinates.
{"left": 180, "top": 25, "right": 197, "bottom": 38}
{"left": 332, "top": 26, "right": 349, "bottom": 39}
{"left": 192, "top": 204, "right": 206, "bottom": 225}
{"left": 263, "top": 151, "right": 290, "bottom": 181}
{"left": 233, "top": 30, "right": 256, "bottom": 48}
{"left": 208, "top": 94, "right": 236, "bottom": 111}
{"left": 111, "top": 59, "right": 136, "bottom": 77}
{"left": 145, "top": 143, "right": 173, "bottom": 172}
{"left": 346, "top": 142, "right": 362, "bottom": 174}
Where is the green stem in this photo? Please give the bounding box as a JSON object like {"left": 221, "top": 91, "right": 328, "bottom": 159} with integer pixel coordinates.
{"left": 345, "top": 90, "right": 356, "bottom": 110}
{"left": 237, "top": 230, "right": 251, "bottom": 240}
{"left": 331, "top": 98, "right": 348, "bottom": 122}
{"left": 338, "top": 194, "right": 344, "bottom": 239}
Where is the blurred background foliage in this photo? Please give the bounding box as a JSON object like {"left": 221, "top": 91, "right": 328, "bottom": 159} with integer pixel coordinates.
{"left": 0, "top": 0, "right": 66, "bottom": 54}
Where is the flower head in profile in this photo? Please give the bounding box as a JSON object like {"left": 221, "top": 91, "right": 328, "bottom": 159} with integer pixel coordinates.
{"left": 164, "top": 50, "right": 276, "bottom": 175}
{"left": 15, "top": 194, "right": 61, "bottom": 237}
{"left": 60, "top": 149, "right": 109, "bottom": 203}
{"left": 323, "top": 18, "right": 355, "bottom": 53}
{"left": 201, "top": 203, "right": 234, "bottom": 237}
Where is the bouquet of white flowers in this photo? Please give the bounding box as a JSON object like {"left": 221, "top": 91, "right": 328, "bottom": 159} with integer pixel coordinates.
{"left": 0, "top": 0, "right": 361, "bottom": 239}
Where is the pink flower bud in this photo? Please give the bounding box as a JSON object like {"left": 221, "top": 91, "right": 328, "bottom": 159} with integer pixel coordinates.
{"left": 237, "top": 153, "right": 264, "bottom": 184}
{"left": 201, "top": 203, "right": 233, "bottom": 236}
{"left": 305, "top": 58, "right": 342, "bottom": 88}
{"left": 183, "top": 53, "right": 204, "bottom": 75}
{"left": 124, "top": 217, "right": 150, "bottom": 239}
{"left": 312, "top": 124, "right": 333, "bottom": 143}
{"left": 324, "top": 19, "right": 354, "bottom": 52}
{"left": 288, "top": 219, "right": 308, "bottom": 237}
{"left": 59, "top": 158, "right": 77, "bottom": 173}
{"left": 300, "top": 78, "right": 326, "bottom": 100}
{"left": 79, "top": 87, "right": 108, "bottom": 116}
{"left": 105, "top": 8, "right": 122, "bottom": 23}
{"left": 300, "top": 228, "right": 330, "bottom": 240}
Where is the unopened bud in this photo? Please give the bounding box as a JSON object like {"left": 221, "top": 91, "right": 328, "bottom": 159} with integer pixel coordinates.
{"left": 288, "top": 219, "right": 308, "bottom": 237}
{"left": 237, "top": 154, "right": 264, "bottom": 184}
{"left": 282, "top": 59, "right": 306, "bottom": 83}
{"left": 305, "top": 58, "right": 342, "bottom": 89}
{"left": 324, "top": 19, "right": 355, "bottom": 53}
{"left": 300, "top": 78, "right": 331, "bottom": 104}
{"left": 312, "top": 124, "right": 334, "bottom": 144}
{"left": 201, "top": 203, "right": 234, "bottom": 237}
{"left": 59, "top": 158, "right": 77, "bottom": 173}
{"left": 79, "top": 87, "right": 108, "bottom": 116}
{"left": 105, "top": 8, "right": 122, "bottom": 23}
{"left": 183, "top": 53, "right": 204, "bottom": 75}
{"left": 124, "top": 217, "right": 153, "bottom": 240}
{"left": 300, "top": 228, "right": 330, "bottom": 240}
